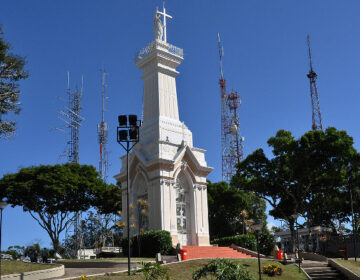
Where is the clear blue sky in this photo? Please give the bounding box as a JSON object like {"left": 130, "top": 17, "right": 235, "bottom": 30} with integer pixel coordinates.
{"left": 1, "top": 0, "right": 360, "bottom": 249}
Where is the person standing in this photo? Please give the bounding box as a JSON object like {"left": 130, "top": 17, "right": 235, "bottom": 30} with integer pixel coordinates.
{"left": 42, "top": 248, "right": 49, "bottom": 263}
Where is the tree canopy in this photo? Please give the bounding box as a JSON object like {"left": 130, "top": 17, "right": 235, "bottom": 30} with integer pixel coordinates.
{"left": 0, "top": 163, "right": 121, "bottom": 252}
{"left": 207, "top": 181, "right": 267, "bottom": 240}
{"left": 0, "top": 26, "right": 28, "bottom": 138}
{"left": 231, "top": 127, "right": 360, "bottom": 249}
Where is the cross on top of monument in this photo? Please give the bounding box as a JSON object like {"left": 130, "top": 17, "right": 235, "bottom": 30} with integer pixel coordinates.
{"left": 154, "top": 4, "right": 172, "bottom": 43}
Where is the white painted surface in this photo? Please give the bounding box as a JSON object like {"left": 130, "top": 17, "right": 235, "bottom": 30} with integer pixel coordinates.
{"left": 115, "top": 19, "right": 212, "bottom": 245}
{"left": 77, "top": 249, "right": 96, "bottom": 259}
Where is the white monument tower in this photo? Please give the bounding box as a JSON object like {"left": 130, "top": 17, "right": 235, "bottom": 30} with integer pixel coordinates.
{"left": 115, "top": 6, "right": 213, "bottom": 246}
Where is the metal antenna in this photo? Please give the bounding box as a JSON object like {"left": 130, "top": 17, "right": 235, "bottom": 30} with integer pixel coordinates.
{"left": 217, "top": 33, "right": 244, "bottom": 182}
{"left": 306, "top": 35, "right": 323, "bottom": 131}
{"left": 97, "top": 67, "right": 109, "bottom": 182}
{"left": 56, "top": 72, "right": 85, "bottom": 256}
{"left": 307, "top": 35, "right": 314, "bottom": 72}
{"left": 217, "top": 32, "right": 224, "bottom": 79}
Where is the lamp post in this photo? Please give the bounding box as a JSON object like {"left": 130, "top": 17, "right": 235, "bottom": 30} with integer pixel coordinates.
{"left": 291, "top": 213, "right": 301, "bottom": 273}
{"left": 252, "top": 222, "right": 263, "bottom": 280}
{"left": 117, "top": 115, "right": 141, "bottom": 276}
{"left": 349, "top": 187, "right": 358, "bottom": 262}
{"left": 0, "top": 201, "right": 8, "bottom": 280}
{"left": 348, "top": 167, "right": 357, "bottom": 262}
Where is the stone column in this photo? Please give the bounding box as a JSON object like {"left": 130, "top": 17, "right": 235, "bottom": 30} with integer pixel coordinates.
{"left": 160, "top": 179, "right": 175, "bottom": 231}
{"left": 195, "top": 184, "right": 210, "bottom": 246}
{"left": 169, "top": 180, "right": 178, "bottom": 244}
{"left": 193, "top": 184, "right": 199, "bottom": 238}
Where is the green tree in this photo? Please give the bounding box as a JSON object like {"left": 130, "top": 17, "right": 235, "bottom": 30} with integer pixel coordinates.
{"left": 231, "top": 127, "right": 358, "bottom": 251}
{"left": 63, "top": 211, "right": 121, "bottom": 251}
{"left": 24, "top": 243, "right": 41, "bottom": 258}
{"left": 207, "top": 181, "right": 267, "bottom": 239}
{"left": 0, "top": 26, "right": 29, "bottom": 138}
{"left": 4, "top": 245, "right": 25, "bottom": 259}
{"left": 0, "top": 163, "right": 121, "bottom": 253}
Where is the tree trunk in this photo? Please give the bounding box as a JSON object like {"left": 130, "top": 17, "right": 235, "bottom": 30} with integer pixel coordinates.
{"left": 51, "top": 238, "right": 60, "bottom": 254}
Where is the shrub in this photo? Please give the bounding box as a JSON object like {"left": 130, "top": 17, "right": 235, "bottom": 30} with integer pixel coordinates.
{"left": 141, "top": 262, "right": 170, "bottom": 280}
{"left": 263, "top": 263, "right": 283, "bottom": 277}
{"left": 211, "top": 231, "right": 275, "bottom": 256}
{"left": 212, "top": 234, "right": 257, "bottom": 251}
{"left": 122, "top": 230, "right": 173, "bottom": 257}
{"left": 259, "top": 228, "right": 275, "bottom": 256}
{"left": 192, "top": 259, "right": 255, "bottom": 280}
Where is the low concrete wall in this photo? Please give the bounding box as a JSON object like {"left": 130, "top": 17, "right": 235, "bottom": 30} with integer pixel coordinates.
{"left": 3, "top": 264, "right": 64, "bottom": 280}
{"left": 230, "top": 244, "right": 266, "bottom": 258}
{"left": 328, "top": 259, "right": 360, "bottom": 280}
{"left": 57, "top": 260, "right": 137, "bottom": 268}
{"left": 302, "top": 252, "right": 328, "bottom": 262}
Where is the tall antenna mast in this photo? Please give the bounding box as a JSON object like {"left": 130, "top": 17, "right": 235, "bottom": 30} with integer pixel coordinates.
{"left": 307, "top": 35, "right": 323, "bottom": 131}
{"left": 97, "top": 68, "right": 109, "bottom": 182}
{"left": 218, "top": 33, "right": 244, "bottom": 182}
{"left": 58, "top": 72, "right": 85, "bottom": 256}
{"left": 218, "top": 33, "right": 224, "bottom": 80}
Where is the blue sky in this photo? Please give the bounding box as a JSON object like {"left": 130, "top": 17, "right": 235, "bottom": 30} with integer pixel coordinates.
{"left": 1, "top": 0, "right": 360, "bottom": 249}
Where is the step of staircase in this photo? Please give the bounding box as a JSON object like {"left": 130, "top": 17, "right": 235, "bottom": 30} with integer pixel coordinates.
{"left": 182, "top": 246, "right": 253, "bottom": 260}
{"left": 302, "top": 260, "right": 349, "bottom": 280}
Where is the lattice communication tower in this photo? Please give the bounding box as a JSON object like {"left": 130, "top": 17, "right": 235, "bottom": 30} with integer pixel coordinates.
{"left": 307, "top": 35, "right": 323, "bottom": 131}
{"left": 58, "top": 72, "right": 84, "bottom": 255}
{"left": 217, "top": 33, "right": 244, "bottom": 182}
{"left": 97, "top": 69, "right": 109, "bottom": 182}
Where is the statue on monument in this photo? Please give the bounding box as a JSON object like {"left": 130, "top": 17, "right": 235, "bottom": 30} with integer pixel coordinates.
{"left": 153, "top": 11, "right": 164, "bottom": 41}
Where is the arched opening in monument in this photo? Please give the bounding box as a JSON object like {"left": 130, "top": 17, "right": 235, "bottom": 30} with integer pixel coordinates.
{"left": 132, "top": 173, "right": 149, "bottom": 235}
{"left": 175, "top": 171, "right": 193, "bottom": 245}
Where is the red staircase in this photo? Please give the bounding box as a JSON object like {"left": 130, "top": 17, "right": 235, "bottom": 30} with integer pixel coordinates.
{"left": 183, "top": 246, "right": 253, "bottom": 260}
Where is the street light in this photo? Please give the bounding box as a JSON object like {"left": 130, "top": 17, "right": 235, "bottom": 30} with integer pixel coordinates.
{"left": 350, "top": 188, "right": 357, "bottom": 262}
{"left": 251, "top": 221, "right": 263, "bottom": 280}
{"left": 347, "top": 167, "right": 357, "bottom": 262}
{"left": 291, "top": 213, "right": 301, "bottom": 273}
{"left": 0, "top": 201, "right": 8, "bottom": 280}
{"left": 117, "top": 114, "right": 141, "bottom": 276}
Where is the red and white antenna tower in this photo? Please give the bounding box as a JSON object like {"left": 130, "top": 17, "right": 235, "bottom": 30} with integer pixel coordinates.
{"left": 97, "top": 68, "right": 109, "bottom": 182}
{"left": 307, "top": 35, "right": 323, "bottom": 131}
{"left": 217, "top": 33, "right": 244, "bottom": 182}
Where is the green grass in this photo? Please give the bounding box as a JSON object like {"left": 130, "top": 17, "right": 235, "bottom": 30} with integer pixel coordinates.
{"left": 87, "top": 259, "right": 308, "bottom": 280}
{"left": 332, "top": 259, "right": 360, "bottom": 276}
{"left": 59, "top": 257, "right": 154, "bottom": 262}
{"left": 2, "top": 260, "right": 58, "bottom": 275}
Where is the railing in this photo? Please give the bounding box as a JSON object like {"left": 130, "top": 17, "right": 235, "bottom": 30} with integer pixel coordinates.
{"left": 135, "top": 41, "right": 183, "bottom": 62}
{"left": 169, "top": 44, "right": 184, "bottom": 58}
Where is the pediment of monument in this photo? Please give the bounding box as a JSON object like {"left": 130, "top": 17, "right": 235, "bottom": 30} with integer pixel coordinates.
{"left": 172, "top": 145, "right": 213, "bottom": 175}
{"left": 114, "top": 144, "right": 213, "bottom": 183}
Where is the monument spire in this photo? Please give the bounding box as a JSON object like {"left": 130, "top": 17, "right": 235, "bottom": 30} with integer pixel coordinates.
{"left": 116, "top": 7, "right": 213, "bottom": 248}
